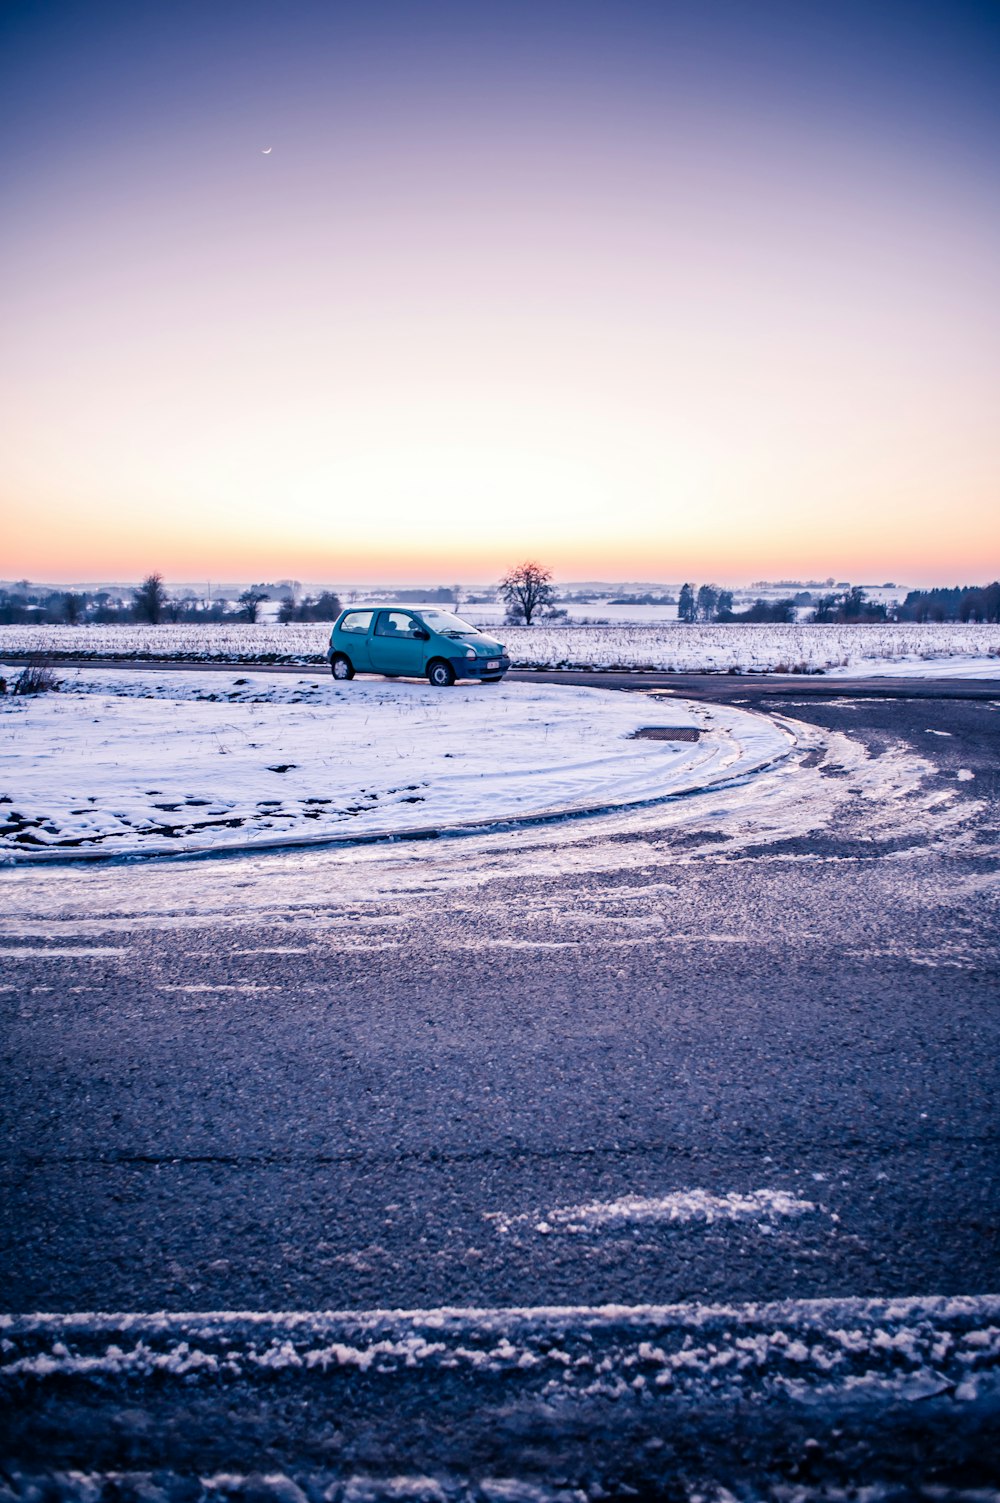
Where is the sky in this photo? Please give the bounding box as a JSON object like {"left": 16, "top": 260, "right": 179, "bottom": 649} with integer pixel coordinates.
{"left": 2, "top": 0, "right": 998, "bottom": 587}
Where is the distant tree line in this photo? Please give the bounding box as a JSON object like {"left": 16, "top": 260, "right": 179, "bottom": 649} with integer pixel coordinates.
{"left": 810, "top": 583, "right": 999, "bottom": 623}
{"left": 607, "top": 592, "right": 677, "bottom": 606}
{"left": 277, "top": 591, "right": 342, "bottom": 623}
{"left": 5, "top": 573, "right": 998, "bottom": 629}
{"left": 810, "top": 587, "right": 890, "bottom": 623}
{"left": 0, "top": 574, "right": 341, "bottom": 626}
{"left": 896, "top": 582, "right": 1000, "bottom": 623}
{"left": 385, "top": 586, "right": 459, "bottom": 604}
{"left": 676, "top": 581, "right": 1000, "bottom": 625}
{"left": 678, "top": 583, "right": 742, "bottom": 621}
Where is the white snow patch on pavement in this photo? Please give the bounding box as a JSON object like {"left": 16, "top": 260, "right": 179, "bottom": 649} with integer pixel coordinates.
{"left": 0, "top": 946, "right": 126, "bottom": 957}
{"left": 0, "top": 668, "right": 789, "bottom": 858}
{"left": 157, "top": 982, "right": 279, "bottom": 993}
{"left": 3, "top": 1296, "right": 998, "bottom": 1407}
{"left": 486, "top": 1188, "right": 817, "bottom": 1236}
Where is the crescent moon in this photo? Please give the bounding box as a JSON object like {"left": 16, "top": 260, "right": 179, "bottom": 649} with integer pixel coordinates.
{"left": 262, "top": 147, "right": 272, "bottom": 154}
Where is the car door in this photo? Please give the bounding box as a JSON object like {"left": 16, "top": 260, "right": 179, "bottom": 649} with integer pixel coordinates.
{"left": 369, "top": 611, "right": 426, "bottom": 677}
{"left": 336, "top": 609, "right": 375, "bottom": 670}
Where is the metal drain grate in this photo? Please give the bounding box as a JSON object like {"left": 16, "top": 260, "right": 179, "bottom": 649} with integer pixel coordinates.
{"left": 630, "top": 726, "right": 701, "bottom": 741}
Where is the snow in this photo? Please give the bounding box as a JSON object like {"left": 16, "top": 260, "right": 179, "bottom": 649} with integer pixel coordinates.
{"left": 0, "top": 703, "right": 975, "bottom": 930}
{"left": 485, "top": 1189, "right": 817, "bottom": 1236}
{"left": 3, "top": 1295, "right": 998, "bottom": 1406}
{"left": 0, "top": 666, "right": 791, "bottom": 859}
{"left": 507, "top": 624, "right": 1000, "bottom": 675}
{"left": 825, "top": 653, "right": 1000, "bottom": 679}
{"left": 2, "top": 620, "right": 998, "bottom": 674}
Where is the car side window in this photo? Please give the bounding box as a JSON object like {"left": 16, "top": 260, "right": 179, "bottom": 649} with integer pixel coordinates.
{"left": 340, "top": 610, "right": 374, "bottom": 634}
{"left": 375, "top": 611, "right": 419, "bottom": 638}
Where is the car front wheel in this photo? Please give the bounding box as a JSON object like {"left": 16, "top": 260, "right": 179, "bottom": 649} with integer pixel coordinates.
{"left": 427, "top": 659, "right": 455, "bottom": 687}
{"left": 331, "top": 654, "right": 354, "bottom": 681}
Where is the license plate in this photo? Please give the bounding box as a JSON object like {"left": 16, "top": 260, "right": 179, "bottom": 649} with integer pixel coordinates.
{"left": 486, "top": 660, "right": 500, "bottom": 670}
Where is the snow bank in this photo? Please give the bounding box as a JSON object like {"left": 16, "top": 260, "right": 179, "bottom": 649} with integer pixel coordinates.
{"left": 1, "top": 621, "right": 998, "bottom": 673}
{"left": 0, "top": 667, "right": 789, "bottom": 859}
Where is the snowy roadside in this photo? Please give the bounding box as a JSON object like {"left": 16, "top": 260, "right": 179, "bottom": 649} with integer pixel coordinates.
{"left": 0, "top": 667, "right": 790, "bottom": 859}
{"left": 4, "top": 1293, "right": 998, "bottom": 1404}
{"left": 823, "top": 653, "right": 1000, "bottom": 678}
{"left": 3, "top": 1296, "right": 998, "bottom": 1501}
{"left": 2, "top": 621, "right": 999, "bottom": 674}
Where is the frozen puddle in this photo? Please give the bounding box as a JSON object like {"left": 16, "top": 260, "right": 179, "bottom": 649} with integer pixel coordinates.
{"left": 486, "top": 1187, "right": 817, "bottom": 1236}
{"left": 0, "top": 667, "right": 791, "bottom": 860}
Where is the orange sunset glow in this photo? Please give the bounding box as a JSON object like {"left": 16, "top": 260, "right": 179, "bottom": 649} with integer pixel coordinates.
{"left": 2, "top": 2, "right": 998, "bottom": 586}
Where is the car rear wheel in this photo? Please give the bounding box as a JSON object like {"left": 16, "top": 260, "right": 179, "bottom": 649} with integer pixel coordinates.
{"left": 427, "top": 659, "right": 455, "bottom": 687}
{"left": 331, "top": 654, "right": 354, "bottom": 681}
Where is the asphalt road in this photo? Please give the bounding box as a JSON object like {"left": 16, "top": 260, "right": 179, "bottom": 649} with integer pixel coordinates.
{"left": 1, "top": 680, "right": 998, "bottom": 1496}
{"left": 5, "top": 650, "right": 1000, "bottom": 701}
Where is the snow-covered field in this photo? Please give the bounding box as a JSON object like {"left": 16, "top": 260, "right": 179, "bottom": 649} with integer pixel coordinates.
{"left": 0, "top": 667, "right": 789, "bottom": 858}
{"left": 2, "top": 621, "right": 998, "bottom": 674}
{"left": 507, "top": 622, "right": 1000, "bottom": 675}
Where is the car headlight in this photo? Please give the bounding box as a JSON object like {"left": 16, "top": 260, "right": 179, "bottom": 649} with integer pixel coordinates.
{"left": 466, "top": 647, "right": 476, "bottom": 659}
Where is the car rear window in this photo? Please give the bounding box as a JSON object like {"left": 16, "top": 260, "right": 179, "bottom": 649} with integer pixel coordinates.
{"left": 340, "top": 610, "right": 374, "bottom": 634}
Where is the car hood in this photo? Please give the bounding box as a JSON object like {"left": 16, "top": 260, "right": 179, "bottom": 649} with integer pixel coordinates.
{"left": 444, "top": 632, "right": 505, "bottom": 654}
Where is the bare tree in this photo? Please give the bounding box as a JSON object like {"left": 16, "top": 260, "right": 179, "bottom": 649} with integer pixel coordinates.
{"left": 238, "top": 586, "right": 269, "bottom": 623}
{"left": 499, "top": 561, "right": 555, "bottom": 626}
{"left": 63, "top": 592, "right": 85, "bottom": 624}
{"left": 133, "top": 573, "right": 168, "bottom": 624}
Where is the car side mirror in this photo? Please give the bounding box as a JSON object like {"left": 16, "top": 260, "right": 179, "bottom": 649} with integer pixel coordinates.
{"left": 413, "top": 629, "right": 429, "bottom": 640}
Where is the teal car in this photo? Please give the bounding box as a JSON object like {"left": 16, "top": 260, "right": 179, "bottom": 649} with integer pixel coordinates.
{"left": 327, "top": 607, "right": 510, "bottom": 687}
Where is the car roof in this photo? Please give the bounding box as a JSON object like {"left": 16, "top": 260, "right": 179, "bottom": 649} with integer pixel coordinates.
{"left": 340, "top": 604, "right": 431, "bottom": 614}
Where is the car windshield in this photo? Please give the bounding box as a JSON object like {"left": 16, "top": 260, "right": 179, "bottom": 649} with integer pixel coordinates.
{"left": 418, "top": 609, "right": 483, "bottom": 637}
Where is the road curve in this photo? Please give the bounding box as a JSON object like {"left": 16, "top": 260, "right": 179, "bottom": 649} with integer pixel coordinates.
{"left": 1, "top": 682, "right": 998, "bottom": 1496}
